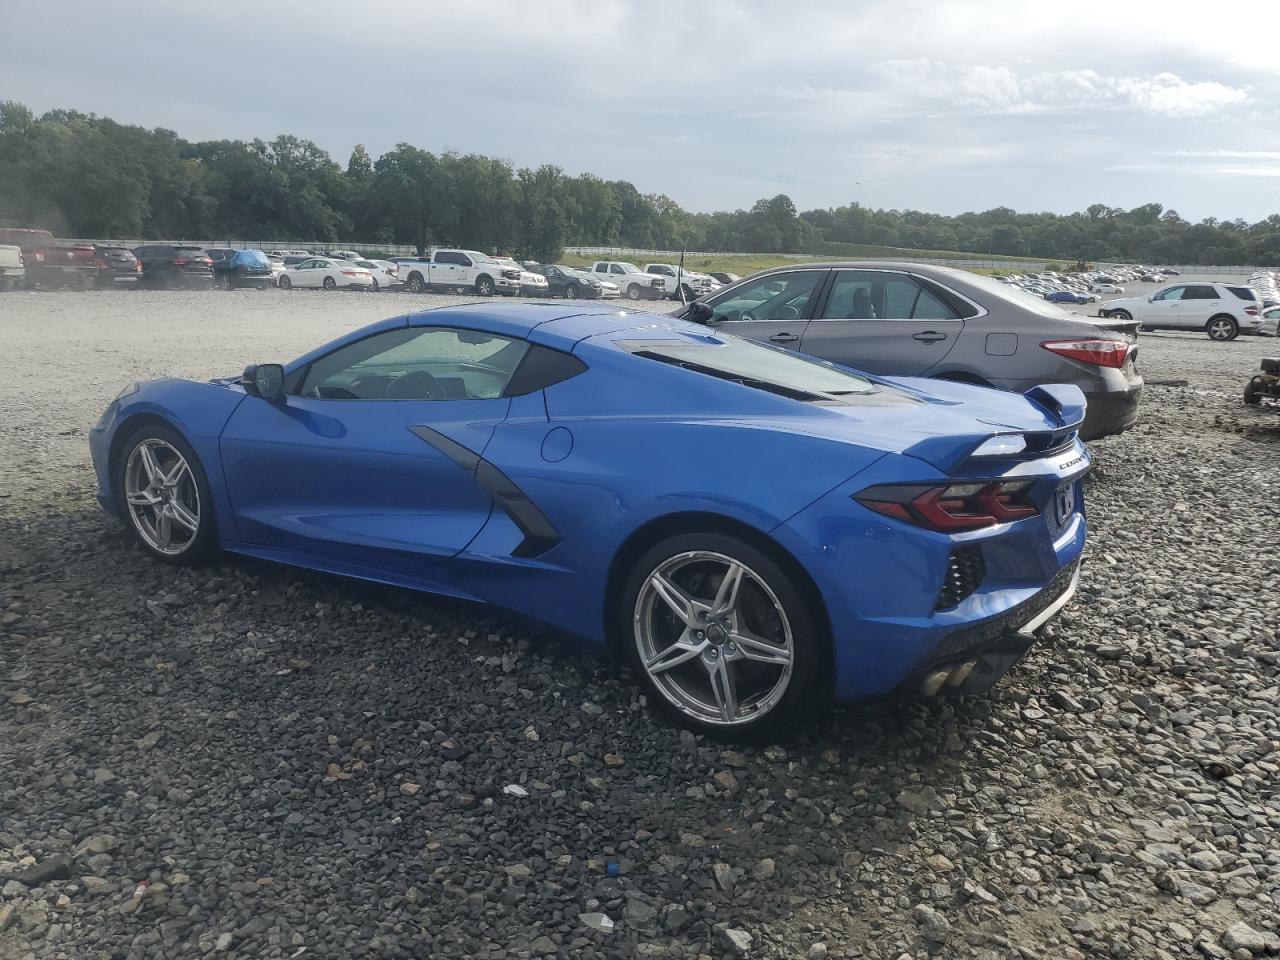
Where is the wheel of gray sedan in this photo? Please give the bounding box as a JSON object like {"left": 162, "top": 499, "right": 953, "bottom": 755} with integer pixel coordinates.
{"left": 1109, "top": 309, "right": 1132, "bottom": 322}
{"left": 1207, "top": 316, "right": 1238, "bottom": 341}
{"left": 621, "top": 532, "right": 822, "bottom": 737}
{"left": 116, "top": 424, "right": 216, "bottom": 565}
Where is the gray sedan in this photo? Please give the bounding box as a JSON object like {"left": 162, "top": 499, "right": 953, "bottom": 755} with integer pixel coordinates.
{"left": 678, "top": 262, "right": 1142, "bottom": 441}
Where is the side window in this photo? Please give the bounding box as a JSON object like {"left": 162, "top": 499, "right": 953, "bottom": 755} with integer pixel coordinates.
{"left": 610, "top": 264, "right": 625, "bottom": 274}
{"left": 1182, "top": 285, "right": 1218, "bottom": 300}
{"left": 822, "top": 271, "right": 960, "bottom": 320}
{"left": 708, "top": 270, "right": 826, "bottom": 323}
{"left": 457, "top": 254, "right": 474, "bottom": 267}
{"left": 299, "top": 327, "right": 530, "bottom": 401}
{"left": 1153, "top": 286, "right": 1185, "bottom": 301}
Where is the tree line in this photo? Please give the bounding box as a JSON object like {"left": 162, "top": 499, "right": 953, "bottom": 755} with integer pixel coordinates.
{"left": 2, "top": 101, "right": 1278, "bottom": 266}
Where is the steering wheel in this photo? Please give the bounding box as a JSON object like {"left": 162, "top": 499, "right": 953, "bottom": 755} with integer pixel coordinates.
{"left": 737, "top": 311, "right": 754, "bottom": 323}
{"left": 385, "top": 370, "right": 446, "bottom": 401}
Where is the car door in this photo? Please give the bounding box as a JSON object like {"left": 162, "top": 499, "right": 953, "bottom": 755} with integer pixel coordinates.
{"left": 1178, "top": 284, "right": 1223, "bottom": 329}
{"left": 290, "top": 258, "right": 320, "bottom": 288}
{"left": 799, "top": 269, "right": 964, "bottom": 375}
{"left": 219, "top": 325, "right": 533, "bottom": 581}
{"left": 700, "top": 269, "right": 827, "bottom": 351}
{"left": 1140, "top": 285, "right": 1185, "bottom": 328}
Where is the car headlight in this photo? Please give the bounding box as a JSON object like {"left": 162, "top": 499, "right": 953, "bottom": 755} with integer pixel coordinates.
{"left": 114, "top": 381, "right": 140, "bottom": 402}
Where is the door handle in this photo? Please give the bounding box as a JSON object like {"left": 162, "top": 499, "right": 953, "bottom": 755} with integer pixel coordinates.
{"left": 913, "top": 331, "right": 948, "bottom": 343}
{"left": 768, "top": 333, "right": 799, "bottom": 343}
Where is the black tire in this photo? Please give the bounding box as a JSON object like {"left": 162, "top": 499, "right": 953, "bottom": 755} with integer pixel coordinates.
{"left": 618, "top": 531, "right": 824, "bottom": 739}
{"left": 1109, "top": 309, "right": 1132, "bottom": 322}
{"left": 114, "top": 423, "right": 217, "bottom": 566}
{"left": 405, "top": 272, "right": 424, "bottom": 293}
{"left": 1244, "top": 377, "right": 1263, "bottom": 405}
{"left": 278, "top": 275, "right": 292, "bottom": 290}
{"left": 564, "top": 283, "right": 579, "bottom": 299}
{"left": 475, "top": 275, "right": 495, "bottom": 297}
{"left": 371, "top": 277, "right": 379, "bottom": 292}
{"left": 322, "top": 276, "right": 336, "bottom": 291}
{"left": 678, "top": 283, "right": 693, "bottom": 302}
{"left": 1207, "top": 315, "right": 1238, "bottom": 341}
{"left": 626, "top": 283, "right": 642, "bottom": 300}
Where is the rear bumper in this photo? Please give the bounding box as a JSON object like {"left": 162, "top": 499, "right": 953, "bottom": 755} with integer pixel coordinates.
{"left": 1080, "top": 382, "right": 1142, "bottom": 440}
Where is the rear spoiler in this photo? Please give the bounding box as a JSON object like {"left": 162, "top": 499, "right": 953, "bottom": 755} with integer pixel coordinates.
{"left": 903, "top": 383, "right": 1086, "bottom": 473}
{"left": 1094, "top": 315, "right": 1141, "bottom": 342}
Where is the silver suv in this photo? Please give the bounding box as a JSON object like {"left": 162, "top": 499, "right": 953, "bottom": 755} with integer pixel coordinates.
{"left": 678, "top": 262, "right": 1143, "bottom": 441}
{"left": 1098, "top": 281, "right": 1262, "bottom": 340}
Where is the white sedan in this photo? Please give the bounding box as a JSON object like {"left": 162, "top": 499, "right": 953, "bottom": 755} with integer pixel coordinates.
{"left": 1091, "top": 284, "right": 1125, "bottom": 294}
{"left": 354, "top": 259, "right": 402, "bottom": 291}
{"left": 277, "top": 257, "right": 374, "bottom": 291}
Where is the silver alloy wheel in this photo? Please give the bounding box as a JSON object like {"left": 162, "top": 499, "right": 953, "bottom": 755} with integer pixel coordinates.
{"left": 634, "top": 551, "right": 794, "bottom": 727}
{"left": 1209, "top": 318, "right": 1235, "bottom": 340}
{"left": 124, "top": 439, "right": 200, "bottom": 556}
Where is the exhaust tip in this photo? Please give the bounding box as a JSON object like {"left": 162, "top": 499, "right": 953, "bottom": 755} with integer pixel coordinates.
{"left": 947, "top": 660, "right": 978, "bottom": 687}
{"left": 919, "top": 669, "right": 950, "bottom": 697}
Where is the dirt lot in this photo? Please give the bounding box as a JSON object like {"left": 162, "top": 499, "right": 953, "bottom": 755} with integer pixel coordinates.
{"left": 2, "top": 288, "right": 1279, "bottom": 960}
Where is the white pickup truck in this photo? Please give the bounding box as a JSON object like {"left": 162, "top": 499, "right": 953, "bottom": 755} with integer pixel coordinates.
{"left": 588, "top": 261, "right": 667, "bottom": 301}
{"left": 396, "top": 249, "right": 522, "bottom": 296}
{"left": 643, "top": 263, "right": 721, "bottom": 301}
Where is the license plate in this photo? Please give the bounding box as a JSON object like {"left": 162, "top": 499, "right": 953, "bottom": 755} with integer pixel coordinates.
{"left": 1052, "top": 482, "right": 1076, "bottom": 528}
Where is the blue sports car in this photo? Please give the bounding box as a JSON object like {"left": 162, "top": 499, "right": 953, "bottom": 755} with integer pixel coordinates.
{"left": 90, "top": 303, "right": 1089, "bottom": 736}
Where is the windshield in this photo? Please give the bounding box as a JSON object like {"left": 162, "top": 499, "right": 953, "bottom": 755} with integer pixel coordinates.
{"left": 232, "top": 250, "right": 270, "bottom": 268}
{"left": 624, "top": 335, "right": 876, "bottom": 399}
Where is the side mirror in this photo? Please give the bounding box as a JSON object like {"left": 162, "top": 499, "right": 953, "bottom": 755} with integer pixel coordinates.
{"left": 242, "top": 363, "right": 285, "bottom": 401}
{"left": 687, "top": 301, "right": 719, "bottom": 325}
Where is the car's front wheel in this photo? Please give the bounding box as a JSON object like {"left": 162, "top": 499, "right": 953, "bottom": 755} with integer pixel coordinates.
{"left": 564, "top": 283, "right": 579, "bottom": 299}
{"left": 1108, "top": 309, "right": 1132, "bottom": 322}
{"left": 116, "top": 424, "right": 216, "bottom": 565}
{"left": 1207, "top": 315, "right": 1238, "bottom": 341}
{"left": 621, "top": 532, "right": 822, "bottom": 737}
{"left": 278, "top": 275, "right": 292, "bottom": 290}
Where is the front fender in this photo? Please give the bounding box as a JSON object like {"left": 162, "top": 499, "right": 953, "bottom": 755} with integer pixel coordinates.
{"left": 90, "top": 379, "right": 247, "bottom": 542}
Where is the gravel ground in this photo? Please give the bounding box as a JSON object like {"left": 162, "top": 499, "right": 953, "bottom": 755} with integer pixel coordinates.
{"left": 2, "top": 287, "right": 1279, "bottom": 960}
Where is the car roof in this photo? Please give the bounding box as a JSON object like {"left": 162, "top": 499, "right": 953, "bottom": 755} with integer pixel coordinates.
{"left": 409, "top": 302, "right": 691, "bottom": 348}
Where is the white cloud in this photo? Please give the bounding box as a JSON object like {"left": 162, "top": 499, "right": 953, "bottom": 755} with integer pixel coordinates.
{"left": 866, "top": 62, "right": 1248, "bottom": 117}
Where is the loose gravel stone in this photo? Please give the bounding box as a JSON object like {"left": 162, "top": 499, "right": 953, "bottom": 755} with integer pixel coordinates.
{"left": 2, "top": 289, "right": 1278, "bottom": 959}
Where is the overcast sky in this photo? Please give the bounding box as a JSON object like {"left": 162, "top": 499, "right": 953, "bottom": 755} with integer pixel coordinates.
{"left": 3, "top": 0, "right": 1279, "bottom": 222}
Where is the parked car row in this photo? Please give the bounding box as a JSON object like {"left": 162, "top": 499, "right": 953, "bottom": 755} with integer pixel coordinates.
{"left": 1249, "top": 270, "right": 1279, "bottom": 336}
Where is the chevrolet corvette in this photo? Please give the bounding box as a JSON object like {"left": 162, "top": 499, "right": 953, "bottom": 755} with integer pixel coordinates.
{"left": 90, "top": 303, "right": 1089, "bottom": 736}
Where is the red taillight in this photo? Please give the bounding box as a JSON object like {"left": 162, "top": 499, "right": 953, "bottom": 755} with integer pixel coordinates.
{"left": 1245, "top": 306, "right": 1258, "bottom": 316}
{"left": 341, "top": 269, "right": 360, "bottom": 277}
{"left": 173, "top": 258, "right": 189, "bottom": 266}
{"left": 34, "top": 251, "right": 45, "bottom": 262}
{"left": 1040, "top": 338, "right": 1129, "bottom": 369}
{"left": 856, "top": 479, "right": 1039, "bottom": 532}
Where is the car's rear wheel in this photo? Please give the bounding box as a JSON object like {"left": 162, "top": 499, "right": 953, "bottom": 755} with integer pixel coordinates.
{"left": 278, "top": 275, "right": 292, "bottom": 290}
{"left": 370, "top": 277, "right": 379, "bottom": 292}
{"left": 322, "top": 276, "right": 336, "bottom": 291}
{"left": 116, "top": 424, "right": 216, "bottom": 565}
{"left": 621, "top": 532, "right": 822, "bottom": 738}
{"left": 405, "top": 273, "right": 424, "bottom": 293}
{"left": 1207, "top": 315, "right": 1238, "bottom": 341}
{"left": 1244, "top": 377, "right": 1263, "bottom": 405}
